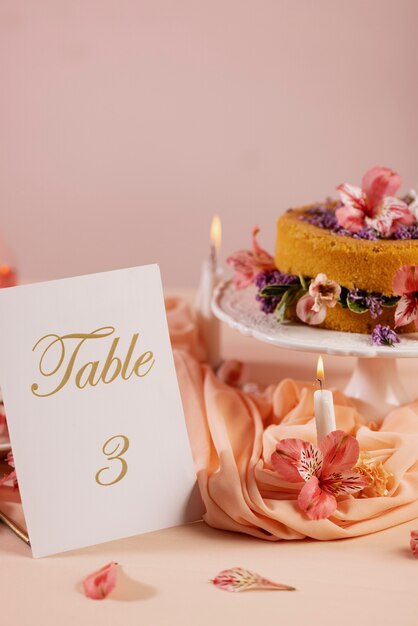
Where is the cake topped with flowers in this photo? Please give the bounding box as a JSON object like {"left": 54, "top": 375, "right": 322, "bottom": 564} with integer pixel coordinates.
{"left": 228, "top": 167, "right": 418, "bottom": 345}
{"left": 306, "top": 166, "right": 417, "bottom": 238}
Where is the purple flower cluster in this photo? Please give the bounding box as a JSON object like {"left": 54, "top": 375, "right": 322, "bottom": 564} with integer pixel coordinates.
{"left": 393, "top": 224, "right": 418, "bottom": 240}
{"left": 301, "top": 205, "right": 339, "bottom": 230}
{"left": 347, "top": 289, "right": 384, "bottom": 319}
{"left": 352, "top": 227, "right": 379, "bottom": 240}
{"left": 301, "top": 202, "right": 418, "bottom": 240}
{"left": 371, "top": 324, "right": 400, "bottom": 347}
{"left": 255, "top": 270, "right": 299, "bottom": 314}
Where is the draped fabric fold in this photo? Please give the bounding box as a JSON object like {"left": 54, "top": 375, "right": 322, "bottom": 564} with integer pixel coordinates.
{"left": 167, "top": 297, "right": 418, "bottom": 541}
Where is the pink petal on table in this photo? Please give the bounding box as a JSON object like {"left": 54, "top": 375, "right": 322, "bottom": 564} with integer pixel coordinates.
{"left": 410, "top": 530, "right": 418, "bottom": 558}
{"left": 271, "top": 438, "right": 319, "bottom": 483}
{"left": 83, "top": 562, "right": 118, "bottom": 600}
{"left": 298, "top": 476, "right": 337, "bottom": 520}
{"left": 361, "top": 167, "right": 401, "bottom": 209}
{"left": 320, "top": 430, "right": 360, "bottom": 476}
{"left": 211, "top": 568, "right": 295, "bottom": 592}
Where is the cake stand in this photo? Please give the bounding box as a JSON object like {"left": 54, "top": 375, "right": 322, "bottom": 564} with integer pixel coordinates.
{"left": 212, "top": 280, "right": 418, "bottom": 421}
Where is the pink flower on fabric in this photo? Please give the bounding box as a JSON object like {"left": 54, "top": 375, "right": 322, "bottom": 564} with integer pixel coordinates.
{"left": 296, "top": 273, "right": 341, "bottom": 325}
{"left": 336, "top": 167, "right": 414, "bottom": 236}
{"left": 0, "top": 451, "right": 17, "bottom": 488}
{"left": 0, "top": 403, "right": 7, "bottom": 436}
{"left": 410, "top": 530, "right": 418, "bottom": 558}
{"left": 227, "top": 227, "right": 276, "bottom": 289}
{"left": 271, "top": 430, "right": 368, "bottom": 520}
{"left": 0, "top": 265, "right": 17, "bottom": 289}
{"left": 216, "top": 360, "right": 244, "bottom": 387}
{"left": 83, "top": 562, "right": 118, "bottom": 600}
{"left": 392, "top": 265, "right": 418, "bottom": 329}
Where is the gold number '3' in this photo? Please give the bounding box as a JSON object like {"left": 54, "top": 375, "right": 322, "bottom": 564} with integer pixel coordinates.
{"left": 95, "top": 434, "right": 130, "bottom": 486}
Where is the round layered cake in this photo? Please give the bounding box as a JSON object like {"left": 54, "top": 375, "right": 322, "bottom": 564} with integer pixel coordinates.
{"left": 275, "top": 205, "right": 418, "bottom": 333}
{"left": 228, "top": 167, "right": 418, "bottom": 341}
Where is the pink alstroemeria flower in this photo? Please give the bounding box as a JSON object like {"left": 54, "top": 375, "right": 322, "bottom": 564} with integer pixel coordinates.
{"left": 296, "top": 273, "right": 341, "bottom": 325}
{"left": 0, "top": 265, "right": 17, "bottom": 289}
{"left": 410, "top": 530, "right": 418, "bottom": 558}
{"left": 392, "top": 265, "right": 418, "bottom": 329}
{"left": 0, "top": 451, "right": 17, "bottom": 488}
{"left": 216, "top": 359, "right": 244, "bottom": 387}
{"left": 227, "top": 227, "right": 275, "bottom": 289}
{"left": 83, "top": 562, "right": 118, "bottom": 600}
{"left": 0, "top": 403, "right": 7, "bottom": 436}
{"left": 271, "top": 430, "right": 368, "bottom": 520}
{"left": 336, "top": 167, "right": 414, "bottom": 236}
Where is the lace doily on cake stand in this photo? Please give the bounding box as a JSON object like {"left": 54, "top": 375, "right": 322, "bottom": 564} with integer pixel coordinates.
{"left": 212, "top": 280, "right": 418, "bottom": 421}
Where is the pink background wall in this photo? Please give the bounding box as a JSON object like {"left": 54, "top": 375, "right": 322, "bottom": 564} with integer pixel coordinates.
{"left": 1, "top": 1, "right": 417, "bottom": 287}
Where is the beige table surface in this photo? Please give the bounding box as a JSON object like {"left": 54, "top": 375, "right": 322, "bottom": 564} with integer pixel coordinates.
{"left": 1, "top": 294, "right": 418, "bottom": 625}
{"left": 1, "top": 510, "right": 417, "bottom": 626}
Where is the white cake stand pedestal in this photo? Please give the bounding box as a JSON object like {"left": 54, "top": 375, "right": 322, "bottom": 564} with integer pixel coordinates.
{"left": 212, "top": 281, "right": 418, "bottom": 421}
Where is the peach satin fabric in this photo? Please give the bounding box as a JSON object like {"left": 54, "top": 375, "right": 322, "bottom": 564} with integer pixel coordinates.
{"left": 167, "top": 297, "right": 418, "bottom": 541}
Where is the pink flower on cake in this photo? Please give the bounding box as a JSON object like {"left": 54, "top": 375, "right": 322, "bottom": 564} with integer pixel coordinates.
{"left": 227, "top": 227, "right": 275, "bottom": 289}
{"left": 271, "top": 430, "right": 368, "bottom": 520}
{"left": 336, "top": 167, "right": 414, "bottom": 236}
{"left": 296, "top": 273, "right": 341, "bottom": 325}
{"left": 392, "top": 265, "right": 418, "bottom": 329}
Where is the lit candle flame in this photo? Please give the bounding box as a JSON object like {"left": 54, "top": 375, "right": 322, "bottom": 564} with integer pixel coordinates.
{"left": 210, "top": 215, "right": 222, "bottom": 253}
{"left": 316, "top": 355, "right": 324, "bottom": 386}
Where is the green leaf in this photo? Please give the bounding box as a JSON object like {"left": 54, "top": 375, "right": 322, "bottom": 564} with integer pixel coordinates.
{"left": 347, "top": 298, "right": 368, "bottom": 314}
{"left": 260, "top": 285, "right": 291, "bottom": 298}
{"left": 286, "top": 288, "right": 305, "bottom": 307}
{"left": 382, "top": 296, "right": 399, "bottom": 308}
{"left": 274, "top": 287, "right": 305, "bottom": 322}
{"left": 339, "top": 287, "right": 349, "bottom": 308}
{"left": 274, "top": 289, "right": 292, "bottom": 322}
{"left": 298, "top": 274, "right": 308, "bottom": 292}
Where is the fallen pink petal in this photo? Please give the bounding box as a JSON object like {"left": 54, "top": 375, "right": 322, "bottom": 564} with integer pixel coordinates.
{"left": 83, "top": 562, "right": 118, "bottom": 600}
{"left": 211, "top": 568, "right": 295, "bottom": 592}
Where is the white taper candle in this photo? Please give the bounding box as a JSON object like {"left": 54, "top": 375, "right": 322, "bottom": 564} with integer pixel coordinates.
{"left": 195, "top": 216, "right": 222, "bottom": 369}
{"left": 314, "top": 355, "right": 336, "bottom": 443}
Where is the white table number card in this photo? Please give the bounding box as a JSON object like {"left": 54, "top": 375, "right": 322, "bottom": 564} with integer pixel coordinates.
{"left": 0, "top": 265, "right": 200, "bottom": 557}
